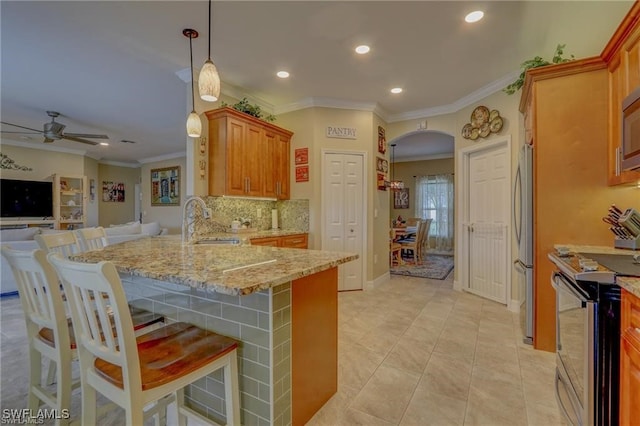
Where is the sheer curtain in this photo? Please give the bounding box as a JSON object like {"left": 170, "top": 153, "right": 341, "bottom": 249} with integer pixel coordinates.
{"left": 414, "top": 174, "right": 454, "bottom": 253}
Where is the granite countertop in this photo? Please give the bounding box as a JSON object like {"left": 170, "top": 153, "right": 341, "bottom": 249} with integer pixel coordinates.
{"left": 70, "top": 235, "right": 357, "bottom": 296}
{"left": 552, "top": 244, "right": 640, "bottom": 298}
{"left": 201, "top": 229, "right": 308, "bottom": 244}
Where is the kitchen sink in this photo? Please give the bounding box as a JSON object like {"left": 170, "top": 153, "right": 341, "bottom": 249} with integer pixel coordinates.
{"left": 194, "top": 238, "right": 240, "bottom": 245}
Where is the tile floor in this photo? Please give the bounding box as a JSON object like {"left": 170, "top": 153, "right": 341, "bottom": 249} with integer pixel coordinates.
{"left": 0, "top": 273, "right": 566, "bottom": 425}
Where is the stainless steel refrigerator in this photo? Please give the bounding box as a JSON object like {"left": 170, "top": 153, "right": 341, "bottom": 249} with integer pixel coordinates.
{"left": 513, "top": 144, "right": 534, "bottom": 344}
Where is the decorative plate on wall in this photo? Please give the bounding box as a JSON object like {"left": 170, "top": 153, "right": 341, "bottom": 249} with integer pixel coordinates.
{"left": 462, "top": 107, "right": 504, "bottom": 141}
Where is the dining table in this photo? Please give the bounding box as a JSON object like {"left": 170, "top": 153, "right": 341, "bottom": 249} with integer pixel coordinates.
{"left": 392, "top": 226, "right": 417, "bottom": 241}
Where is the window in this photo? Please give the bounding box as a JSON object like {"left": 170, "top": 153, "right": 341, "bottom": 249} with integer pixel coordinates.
{"left": 415, "top": 174, "right": 454, "bottom": 252}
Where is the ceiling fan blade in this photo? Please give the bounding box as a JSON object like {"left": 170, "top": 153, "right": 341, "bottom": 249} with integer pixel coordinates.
{"left": 0, "top": 131, "right": 42, "bottom": 135}
{"left": 61, "top": 135, "right": 99, "bottom": 145}
{"left": 63, "top": 132, "right": 109, "bottom": 139}
{"left": 0, "top": 121, "right": 44, "bottom": 133}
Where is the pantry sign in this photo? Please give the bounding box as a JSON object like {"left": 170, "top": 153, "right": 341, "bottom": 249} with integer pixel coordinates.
{"left": 326, "top": 126, "right": 357, "bottom": 140}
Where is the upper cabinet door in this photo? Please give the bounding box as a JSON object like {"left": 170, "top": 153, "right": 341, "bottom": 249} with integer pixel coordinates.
{"left": 205, "top": 107, "right": 293, "bottom": 198}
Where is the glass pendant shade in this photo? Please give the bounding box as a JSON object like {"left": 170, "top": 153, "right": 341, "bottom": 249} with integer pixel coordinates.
{"left": 199, "top": 59, "right": 220, "bottom": 102}
{"left": 186, "top": 111, "right": 202, "bottom": 138}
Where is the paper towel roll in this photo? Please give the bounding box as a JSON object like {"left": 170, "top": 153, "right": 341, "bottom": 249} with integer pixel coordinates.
{"left": 271, "top": 209, "right": 279, "bottom": 229}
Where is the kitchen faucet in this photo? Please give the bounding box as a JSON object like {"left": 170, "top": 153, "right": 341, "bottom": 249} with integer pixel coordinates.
{"left": 181, "top": 196, "right": 211, "bottom": 244}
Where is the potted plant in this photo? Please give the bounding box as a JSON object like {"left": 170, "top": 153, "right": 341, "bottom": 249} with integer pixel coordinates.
{"left": 221, "top": 98, "right": 276, "bottom": 122}
{"left": 503, "top": 44, "right": 575, "bottom": 95}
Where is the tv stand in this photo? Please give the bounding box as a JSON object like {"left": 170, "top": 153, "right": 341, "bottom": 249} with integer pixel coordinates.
{"left": 0, "top": 219, "right": 56, "bottom": 229}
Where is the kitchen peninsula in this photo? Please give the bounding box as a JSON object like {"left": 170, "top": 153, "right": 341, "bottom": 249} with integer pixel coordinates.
{"left": 72, "top": 235, "right": 357, "bottom": 425}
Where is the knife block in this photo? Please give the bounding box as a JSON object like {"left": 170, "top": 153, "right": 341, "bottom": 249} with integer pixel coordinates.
{"left": 614, "top": 235, "right": 640, "bottom": 250}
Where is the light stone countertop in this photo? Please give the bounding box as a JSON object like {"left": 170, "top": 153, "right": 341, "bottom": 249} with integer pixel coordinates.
{"left": 554, "top": 244, "right": 640, "bottom": 298}
{"left": 71, "top": 235, "right": 357, "bottom": 296}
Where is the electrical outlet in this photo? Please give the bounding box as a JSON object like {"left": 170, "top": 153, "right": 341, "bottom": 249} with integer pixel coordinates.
{"left": 257, "top": 208, "right": 262, "bottom": 218}
{"left": 374, "top": 254, "right": 378, "bottom": 264}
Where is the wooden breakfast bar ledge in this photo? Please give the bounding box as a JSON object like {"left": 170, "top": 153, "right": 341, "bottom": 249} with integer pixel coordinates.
{"left": 72, "top": 235, "right": 358, "bottom": 425}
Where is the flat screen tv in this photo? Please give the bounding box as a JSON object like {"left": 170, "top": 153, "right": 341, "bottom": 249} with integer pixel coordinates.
{"left": 1, "top": 179, "right": 53, "bottom": 218}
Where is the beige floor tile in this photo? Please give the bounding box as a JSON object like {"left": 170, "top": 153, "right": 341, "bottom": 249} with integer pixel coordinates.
{"left": 432, "top": 334, "right": 477, "bottom": 362}
{"left": 420, "top": 353, "right": 473, "bottom": 401}
{"left": 350, "top": 365, "right": 421, "bottom": 424}
{"left": 336, "top": 408, "right": 396, "bottom": 425}
{"left": 525, "top": 401, "right": 568, "bottom": 426}
{"left": 306, "top": 384, "right": 360, "bottom": 425}
{"left": 338, "top": 343, "right": 385, "bottom": 390}
{"left": 464, "top": 383, "right": 528, "bottom": 426}
{"left": 400, "top": 388, "right": 467, "bottom": 426}
{"left": 382, "top": 335, "right": 434, "bottom": 374}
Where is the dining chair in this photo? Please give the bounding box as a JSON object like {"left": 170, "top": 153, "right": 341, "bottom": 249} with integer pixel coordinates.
{"left": 405, "top": 217, "right": 420, "bottom": 227}
{"left": 48, "top": 253, "right": 241, "bottom": 426}
{"left": 0, "top": 246, "right": 77, "bottom": 426}
{"left": 389, "top": 229, "right": 403, "bottom": 267}
{"left": 418, "top": 218, "right": 434, "bottom": 261}
{"left": 74, "top": 227, "right": 108, "bottom": 252}
{"left": 399, "top": 219, "right": 424, "bottom": 264}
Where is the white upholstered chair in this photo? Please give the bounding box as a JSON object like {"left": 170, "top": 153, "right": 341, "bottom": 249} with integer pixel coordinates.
{"left": 0, "top": 246, "right": 77, "bottom": 426}
{"left": 48, "top": 253, "right": 241, "bottom": 426}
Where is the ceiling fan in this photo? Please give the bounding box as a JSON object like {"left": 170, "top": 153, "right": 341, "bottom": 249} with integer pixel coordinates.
{"left": 1, "top": 111, "right": 109, "bottom": 145}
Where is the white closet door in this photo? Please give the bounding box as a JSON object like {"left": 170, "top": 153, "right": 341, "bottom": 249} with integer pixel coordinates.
{"left": 323, "top": 152, "right": 364, "bottom": 291}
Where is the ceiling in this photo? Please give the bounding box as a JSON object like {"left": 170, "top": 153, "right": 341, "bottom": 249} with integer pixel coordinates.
{"left": 0, "top": 1, "right": 632, "bottom": 165}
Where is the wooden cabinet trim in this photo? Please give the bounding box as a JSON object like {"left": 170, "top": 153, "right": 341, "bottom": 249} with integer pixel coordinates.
{"left": 601, "top": 1, "right": 640, "bottom": 62}
{"left": 519, "top": 56, "right": 607, "bottom": 113}
{"left": 205, "top": 107, "right": 293, "bottom": 137}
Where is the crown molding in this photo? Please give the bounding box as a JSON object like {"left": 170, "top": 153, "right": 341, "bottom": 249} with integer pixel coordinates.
{"left": 395, "top": 153, "right": 454, "bottom": 162}
{"left": 386, "top": 70, "right": 521, "bottom": 122}
{"left": 137, "top": 150, "right": 186, "bottom": 165}
{"left": 275, "top": 97, "right": 389, "bottom": 119}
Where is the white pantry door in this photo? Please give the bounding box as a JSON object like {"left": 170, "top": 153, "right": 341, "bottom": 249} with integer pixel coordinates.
{"left": 467, "top": 144, "right": 509, "bottom": 303}
{"left": 323, "top": 152, "right": 364, "bottom": 291}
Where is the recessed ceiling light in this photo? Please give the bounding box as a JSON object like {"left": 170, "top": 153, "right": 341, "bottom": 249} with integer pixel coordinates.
{"left": 276, "top": 71, "right": 290, "bottom": 78}
{"left": 100, "top": 142, "right": 109, "bottom": 146}
{"left": 390, "top": 87, "right": 403, "bottom": 94}
{"left": 465, "top": 11, "right": 484, "bottom": 23}
{"left": 355, "top": 45, "right": 370, "bottom": 54}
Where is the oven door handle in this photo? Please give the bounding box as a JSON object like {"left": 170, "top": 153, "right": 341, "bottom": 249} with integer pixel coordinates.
{"left": 555, "top": 370, "right": 578, "bottom": 426}
{"left": 551, "top": 272, "right": 589, "bottom": 303}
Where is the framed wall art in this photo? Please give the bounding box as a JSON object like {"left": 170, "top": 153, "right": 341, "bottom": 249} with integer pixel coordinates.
{"left": 393, "top": 188, "right": 410, "bottom": 209}
{"left": 102, "top": 181, "right": 125, "bottom": 202}
{"left": 151, "top": 166, "right": 180, "bottom": 206}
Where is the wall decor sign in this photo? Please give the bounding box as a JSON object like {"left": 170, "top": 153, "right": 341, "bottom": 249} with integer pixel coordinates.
{"left": 295, "top": 165, "right": 309, "bottom": 182}
{"left": 376, "top": 157, "right": 389, "bottom": 191}
{"left": 461, "top": 106, "right": 504, "bottom": 140}
{"left": 151, "top": 166, "right": 180, "bottom": 206}
{"left": 377, "top": 126, "right": 387, "bottom": 154}
{"left": 394, "top": 188, "right": 410, "bottom": 209}
{"left": 295, "top": 147, "right": 309, "bottom": 165}
{"left": 326, "top": 126, "right": 357, "bottom": 139}
{"left": 0, "top": 153, "right": 32, "bottom": 171}
{"left": 102, "top": 181, "right": 125, "bottom": 202}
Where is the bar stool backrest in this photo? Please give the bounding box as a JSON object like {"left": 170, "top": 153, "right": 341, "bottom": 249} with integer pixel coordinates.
{"left": 47, "top": 253, "right": 142, "bottom": 398}
{"left": 74, "top": 227, "right": 108, "bottom": 252}
{"left": 35, "top": 231, "right": 81, "bottom": 257}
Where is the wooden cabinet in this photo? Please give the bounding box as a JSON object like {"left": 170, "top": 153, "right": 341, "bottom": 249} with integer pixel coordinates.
{"left": 620, "top": 288, "right": 640, "bottom": 424}
{"left": 53, "top": 174, "right": 87, "bottom": 230}
{"left": 206, "top": 107, "right": 292, "bottom": 199}
{"left": 250, "top": 233, "right": 308, "bottom": 249}
{"left": 603, "top": 3, "right": 640, "bottom": 185}
{"left": 520, "top": 59, "right": 612, "bottom": 351}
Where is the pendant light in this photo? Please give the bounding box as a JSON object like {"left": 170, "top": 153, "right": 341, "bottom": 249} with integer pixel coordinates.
{"left": 390, "top": 143, "right": 405, "bottom": 190}
{"left": 198, "top": 0, "right": 221, "bottom": 102}
{"left": 183, "top": 29, "right": 202, "bottom": 138}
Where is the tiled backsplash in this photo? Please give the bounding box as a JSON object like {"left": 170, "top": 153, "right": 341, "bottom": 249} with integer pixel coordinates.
{"left": 203, "top": 197, "right": 309, "bottom": 232}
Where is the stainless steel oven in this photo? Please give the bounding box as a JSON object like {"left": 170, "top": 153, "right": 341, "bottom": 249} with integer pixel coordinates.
{"left": 552, "top": 271, "right": 594, "bottom": 426}
{"left": 549, "top": 252, "right": 629, "bottom": 426}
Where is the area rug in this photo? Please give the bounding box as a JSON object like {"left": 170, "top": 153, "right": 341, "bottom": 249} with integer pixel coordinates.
{"left": 390, "top": 254, "right": 454, "bottom": 280}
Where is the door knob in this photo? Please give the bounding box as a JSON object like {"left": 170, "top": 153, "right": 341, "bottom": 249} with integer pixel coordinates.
{"left": 350, "top": 229, "right": 354, "bottom": 233}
